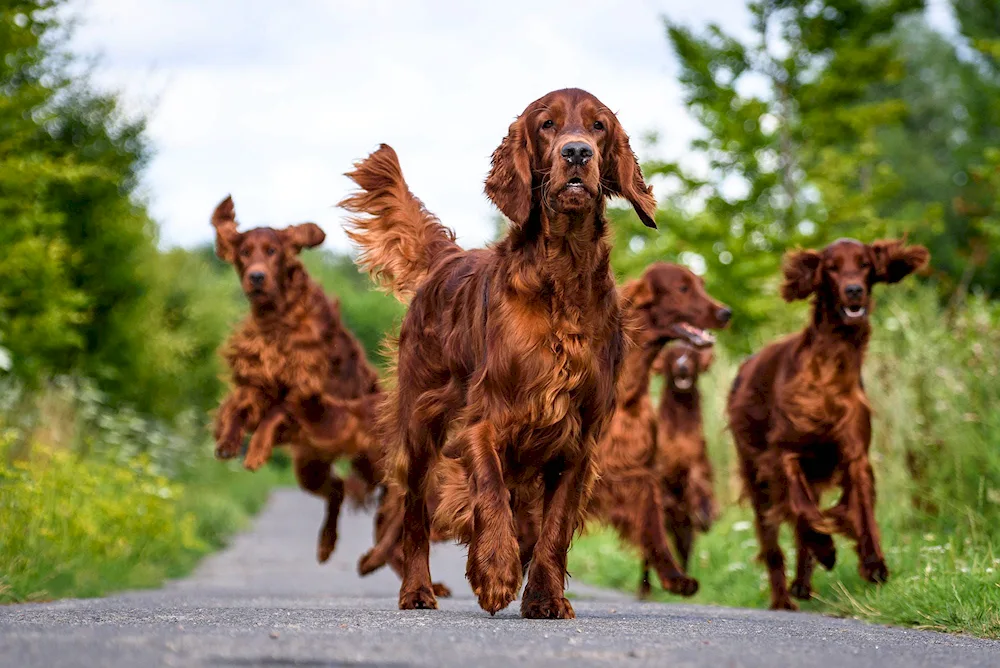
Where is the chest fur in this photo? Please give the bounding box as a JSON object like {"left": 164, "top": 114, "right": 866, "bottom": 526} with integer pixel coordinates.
{"left": 779, "top": 350, "right": 868, "bottom": 438}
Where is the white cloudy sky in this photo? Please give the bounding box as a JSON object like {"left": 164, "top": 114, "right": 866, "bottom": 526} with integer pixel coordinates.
{"left": 70, "top": 0, "right": 955, "bottom": 251}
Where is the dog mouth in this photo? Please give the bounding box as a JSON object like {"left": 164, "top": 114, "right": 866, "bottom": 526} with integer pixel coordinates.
{"left": 841, "top": 304, "right": 867, "bottom": 320}
{"left": 667, "top": 322, "right": 716, "bottom": 348}
{"left": 561, "top": 176, "right": 594, "bottom": 194}
{"left": 673, "top": 376, "right": 694, "bottom": 391}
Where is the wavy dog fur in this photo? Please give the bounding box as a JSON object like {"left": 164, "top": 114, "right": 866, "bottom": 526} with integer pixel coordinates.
{"left": 342, "top": 88, "right": 656, "bottom": 619}
{"left": 727, "top": 237, "right": 929, "bottom": 610}
{"left": 211, "top": 196, "right": 382, "bottom": 563}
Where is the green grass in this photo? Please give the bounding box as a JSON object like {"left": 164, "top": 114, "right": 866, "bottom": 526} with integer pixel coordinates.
{"left": 570, "top": 285, "right": 1000, "bottom": 638}
{"left": 0, "top": 442, "right": 289, "bottom": 604}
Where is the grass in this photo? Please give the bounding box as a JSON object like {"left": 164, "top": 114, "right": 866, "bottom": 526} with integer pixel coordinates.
{"left": 0, "top": 380, "right": 292, "bottom": 604}
{"left": 0, "top": 444, "right": 288, "bottom": 604}
{"left": 569, "top": 285, "right": 1000, "bottom": 639}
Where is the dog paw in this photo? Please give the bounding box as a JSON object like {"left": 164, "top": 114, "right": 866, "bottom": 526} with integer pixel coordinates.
{"left": 636, "top": 582, "right": 652, "bottom": 600}
{"left": 214, "top": 440, "right": 241, "bottom": 460}
{"left": 663, "top": 574, "right": 699, "bottom": 598}
{"left": 432, "top": 582, "right": 453, "bottom": 598}
{"left": 770, "top": 596, "right": 799, "bottom": 612}
{"left": 809, "top": 534, "right": 837, "bottom": 571}
{"left": 242, "top": 451, "right": 269, "bottom": 472}
{"left": 316, "top": 530, "right": 337, "bottom": 564}
{"left": 521, "top": 595, "right": 575, "bottom": 620}
{"left": 789, "top": 580, "right": 813, "bottom": 601}
{"left": 467, "top": 534, "right": 521, "bottom": 615}
{"left": 357, "top": 549, "right": 381, "bottom": 576}
{"left": 399, "top": 586, "right": 438, "bottom": 610}
{"left": 859, "top": 555, "right": 889, "bottom": 584}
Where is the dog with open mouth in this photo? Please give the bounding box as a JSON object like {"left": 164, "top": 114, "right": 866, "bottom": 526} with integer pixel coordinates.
{"left": 727, "top": 237, "right": 929, "bottom": 610}
{"left": 638, "top": 341, "right": 718, "bottom": 598}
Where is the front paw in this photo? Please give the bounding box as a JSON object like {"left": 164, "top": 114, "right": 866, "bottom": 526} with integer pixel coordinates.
{"left": 663, "top": 574, "right": 699, "bottom": 598}
{"left": 467, "top": 533, "right": 521, "bottom": 615}
{"left": 215, "top": 438, "right": 241, "bottom": 460}
{"left": 521, "top": 594, "right": 575, "bottom": 620}
{"left": 432, "top": 582, "right": 453, "bottom": 598}
{"left": 399, "top": 586, "right": 438, "bottom": 610}
{"left": 770, "top": 595, "right": 799, "bottom": 611}
{"left": 859, "top": 555, "right": 889, "bottom": 584}
{"left": 790, "top": 579, "right": 813, "bottom": 601}
{"left": 242, "top": 447, "right": 271, "bottom": 471}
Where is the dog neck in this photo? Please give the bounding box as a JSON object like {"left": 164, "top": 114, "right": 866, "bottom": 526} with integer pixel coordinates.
{"left": 659, "top": 382, "right": 702, "bottom": 440}
{"left": 504, "top": 204, "right": 613, "bottom": 310}
{"left": 796, "top": 294, "right": 871, "bottom": 391}
{"left": 618, "top": 338, "right": 662, "bottom": 407}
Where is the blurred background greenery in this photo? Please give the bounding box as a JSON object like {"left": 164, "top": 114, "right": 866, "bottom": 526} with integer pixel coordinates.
{"left": 0, "top": 0, "right": 997, "bottom": 635}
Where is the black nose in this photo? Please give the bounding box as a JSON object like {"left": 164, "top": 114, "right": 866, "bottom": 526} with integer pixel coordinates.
{"left": 717, "top": 307, "right": 732, "bottom": 324}
{"left": 845, "top": 284, "right": 864, "bottom": 300}
{"left": 561, "top": 142, "right": 594, "bottom": 166}
{"left": 249, "top": 271, "right": 266, "bottom": 287}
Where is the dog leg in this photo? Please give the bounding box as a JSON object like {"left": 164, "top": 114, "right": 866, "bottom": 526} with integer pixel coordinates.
{"left": 462, "top": 421, "right": 521, "bottom": 616}
{"left": 293, "top": 456, "right": 344, "bottom": 563}
{"left": 639, "top": 481, "right": 698, "bottom": 598}
{"left": 845, "top": 456, "right": 889, "bottom": 584}
{"left": 748, "top": 482, "right": 796, "bottom": 611}
{"left": 243, "top": 405, "right": 287, "bottom": 471}
{"left": 520, "top": 455, "right": 595, "bottom": 620}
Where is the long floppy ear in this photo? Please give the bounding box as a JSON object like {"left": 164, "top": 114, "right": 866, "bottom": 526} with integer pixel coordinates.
{"left": 620, "top": 276, "right": 654, "bottom": 309}
{"left": 484, "top": 116, "right": 534, "bottom": 229}
{"left": 211, "top": 195, "right": 240, "bottom": 262}
{"left": 780, "top": 249, "right": 822, "bottom": 302}
{"left": 651, "top": 347, "right": 669, "bottom": 375}
{"left": 697, "top": 346, "right": 715, "bottom": 373}
{"left": 871, "top": 239, "right": 930, "bottom": 284}
{"left": 280, "top": 223, "right": 326, "bottom": 254}
{"left": 603, "top": 121, "right": 657, "bottom": 228}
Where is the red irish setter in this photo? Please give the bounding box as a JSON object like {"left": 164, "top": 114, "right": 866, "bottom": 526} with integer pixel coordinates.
{"left": 638, "top": 341, "right": 717, "bottom": 598}
{"left": 727, "top": 237, "right": 929, "bottom": 610}
{"left": 587, "top": 263, "right": 728, "bottom": 599}
{"left": 341, "top": 88, "right": 657, "bottom": 619}
{"left": 211, "top": 196, "right": 382, "bottom": 562}
{"left": 354, "top": 262, "right": 729, "bottom": 602}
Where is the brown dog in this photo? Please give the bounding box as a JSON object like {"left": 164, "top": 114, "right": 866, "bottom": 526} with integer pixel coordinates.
{"left": 342, "top": 88, "right": 657, "bottom": 618}
{"left": 211, "top": 196, "right": 382, "bottom": 562}
{"left": 587, "top": 263, "right": 728, "bottom": 599}
{"left": 727, "top": 237, "right": 929, "bottom": 610}
{"left": 637, "top": 341, "right": 717, "bottom": 598}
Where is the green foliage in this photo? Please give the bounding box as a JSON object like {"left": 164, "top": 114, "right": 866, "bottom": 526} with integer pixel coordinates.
{"left": 570, "top": 285, "right": 1000, "bottom": 638}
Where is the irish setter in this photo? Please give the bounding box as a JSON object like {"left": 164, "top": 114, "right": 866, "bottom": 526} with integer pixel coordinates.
{"left": 354, "top": 262, "right": 729, "bottom": 602}
{"left": 342, "top": 88, "right": 657, "bottom": 619}
{"left": 727, "top": 237, "right": 929, "bottom": 610}
{"left": 587, "top": 263, "right": 728, "bottom": 599}
{"left": 638, "top": 341, "right": 717, "bottom": 598}
{"left": 210, "top": 196, "right": 382, "bottom": 562}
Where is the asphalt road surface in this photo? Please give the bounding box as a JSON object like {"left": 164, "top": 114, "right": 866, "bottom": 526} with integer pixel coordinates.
{"left": 2, "top": 489, "right": 997, "bottom": 667}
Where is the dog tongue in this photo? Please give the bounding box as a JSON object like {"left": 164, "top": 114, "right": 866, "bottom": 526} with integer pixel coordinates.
{"left": 670, "top": 323, "right": 716, "bottom": 347}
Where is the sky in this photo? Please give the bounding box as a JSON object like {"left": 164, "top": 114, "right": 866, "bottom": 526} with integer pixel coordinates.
{"left": 70, "top": 0, "right": 956, "bottom": 252}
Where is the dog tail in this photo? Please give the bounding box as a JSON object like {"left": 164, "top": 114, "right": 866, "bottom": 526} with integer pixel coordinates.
{"left": 341, "top": 144, "right": 459, "bottom": 302}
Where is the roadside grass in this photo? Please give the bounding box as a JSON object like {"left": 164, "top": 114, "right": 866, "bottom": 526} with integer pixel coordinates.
{"left": 569, "top": 285, "right": 1000, "bottom": 639}
{"left": 0, "top": 380, "right": 292, "bottom": 604}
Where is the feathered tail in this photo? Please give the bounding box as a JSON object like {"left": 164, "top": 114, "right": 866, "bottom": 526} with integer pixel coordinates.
{"left": 341, "top": 144, "right": 459, "bottom": 302}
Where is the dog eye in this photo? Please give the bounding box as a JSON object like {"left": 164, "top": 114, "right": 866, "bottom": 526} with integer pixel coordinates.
{"left": 541, "top": 119, "right": 554, "bottom": 129}
{"left": 266, "top": 247, "right": 277, "bottom": 256}
{"left": 679, "top": 284, "right": 689, "bottom": 293}
{"left": 593, "top": 120, "right": 604, "bottom": 131}
{"left": 240, "top": 248, "right": 251, "bottom": 258}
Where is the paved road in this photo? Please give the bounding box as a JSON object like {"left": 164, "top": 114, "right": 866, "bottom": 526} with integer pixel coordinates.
{"left": 2, "top": 489, "right": 996, "bottom": 667}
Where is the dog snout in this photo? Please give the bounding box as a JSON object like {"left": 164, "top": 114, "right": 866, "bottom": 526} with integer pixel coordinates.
{"left": 845, "top": 284, "right": 864, "bottom": 301}
{"left": 717, "top": 307, "right": 732, "bottom": 324}
{"left": 248, "top": 271, "right": 266, "bottom": 288}
{"left": 560, "top": 141, "right": 594, "bottom": 166}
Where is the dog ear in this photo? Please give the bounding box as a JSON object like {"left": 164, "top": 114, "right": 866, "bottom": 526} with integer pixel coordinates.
{"left": 485, "top": 115, "right": 534, "bottom": 229}
{"left": 871, "top": 239, "right": 930, "bottom": 284}
{"left": 697, "top": 346, "right": 715, "bottom": 373}
{"left": 603, "top": 120, "right": 657, "bottom": 228}
{"left": 281, "top": 223, "right": 326, "bottom": 253}
{"left": 651, "top": 347, "right": 669, "bottom": 375}
{"left": 781, "top": 249, "right": 822, "bottom": 302}
{"left": 621, "top": 276, "right": 654, "bottom": 309}
{"left": 211, "top": 195, "right": 240, "bottom": 262}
